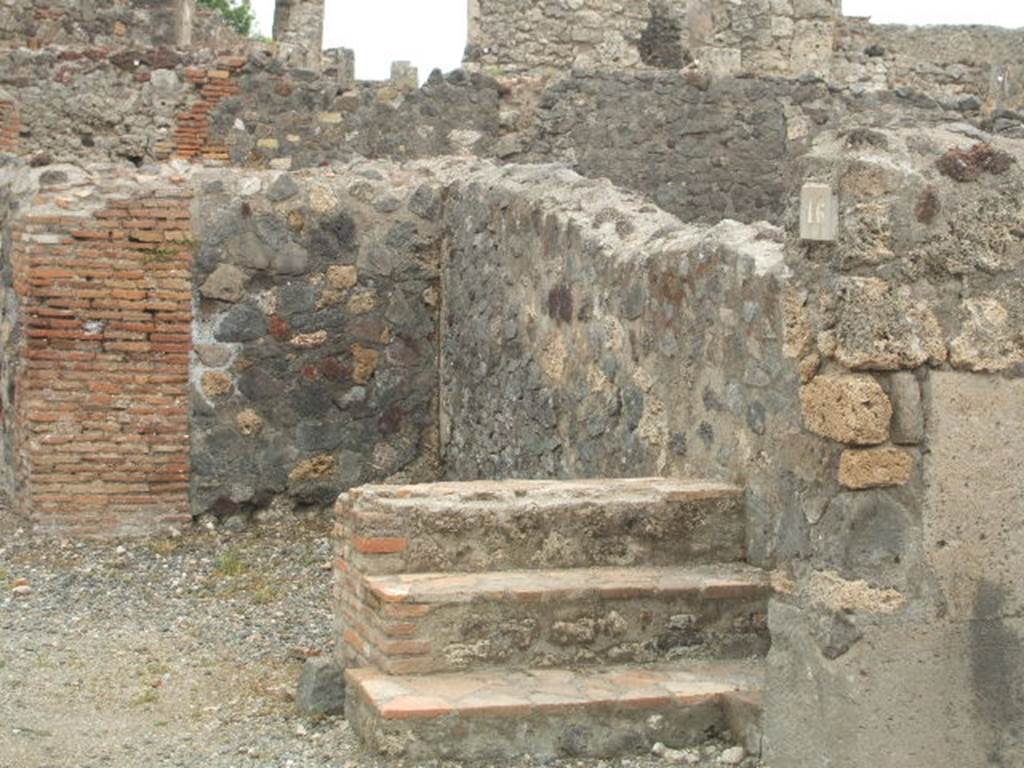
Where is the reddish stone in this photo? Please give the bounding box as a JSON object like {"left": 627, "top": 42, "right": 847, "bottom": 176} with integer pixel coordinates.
{"left": 379, "top": 404, "right": 403, "bottom": 436}
{"left": 269, "top": 314, "right": 289, "bottom": 340}
{"left": 320, "top": 356, "right": 351, "bottom": 383}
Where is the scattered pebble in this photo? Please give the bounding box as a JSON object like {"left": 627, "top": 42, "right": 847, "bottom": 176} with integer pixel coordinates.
{"left": 720, "top": 746, "right": 746, "bottom": 765}
{"left": 653, "top": 741, "right": 736, "bottom": 766}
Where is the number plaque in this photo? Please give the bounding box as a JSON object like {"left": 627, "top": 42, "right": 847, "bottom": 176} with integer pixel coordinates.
{"left": 800, "top": 183, "right": 838, "bottom": 242}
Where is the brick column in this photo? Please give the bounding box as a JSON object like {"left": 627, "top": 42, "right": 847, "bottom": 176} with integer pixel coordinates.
{"left": 10, "top": 168, "right": 193, "bottom": 536}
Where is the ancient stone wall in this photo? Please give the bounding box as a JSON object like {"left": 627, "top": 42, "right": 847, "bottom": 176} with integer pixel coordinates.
{"left": 0, "top": 50, "right": 813, "bottom": 225}
{"left": 3, "top": 164, "right": 193, "bottom": 536}
{"left": 515, "top": 71, "right": 794, "bottom": 223}
{"left": 207, "top": 66, "right": 503, "bottom": 169}
{"left": 765, "top": 126, "right": 1024, "bottom": 766}
{"left": 835, "top": 19, "right": 1024, "bottom": 115}
{"left": 6, "top": 37, "right": 1009, "bottom": 228}
{"left": 0, "top": 159, "right": 450, "bottom": 533}
{"left": 687, "top": 0, "right": 840, "bottom": 77}
{"left": 467, "top": 0, "right": 1023, "bottom": 121}
{"left": 0, "top": 48, "right": 503, "bottom": 169}
{"left": 273, "top": 0, "right": 324, "bottom": 70}
{"left": 466, "top": 0, "right": 687, "bottom": 76}
{"left": 189, "top": 162, "right": 444, "bottom": 523}
{"left": 434, "top": 127, "right": 1024, "bottom": 766}
{"left": 466, "top": 0, "right": 840, "bottom": 78}
{"left": 0, "top": 47, "right": 233, "bottom": 166}
{"left": 439, "top": 163, "right": 798, "bottom": 563}
{"left": 0, "top": 0, "right": 202, "bottom": 50}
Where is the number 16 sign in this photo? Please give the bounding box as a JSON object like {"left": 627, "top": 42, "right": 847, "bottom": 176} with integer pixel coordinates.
{"left": 800, "top": 183, "right": 838, "bottom": 242}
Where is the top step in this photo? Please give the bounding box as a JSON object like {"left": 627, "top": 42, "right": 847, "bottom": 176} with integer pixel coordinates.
{"left": 336, "top": 478, "right": 746, "bottom": 575}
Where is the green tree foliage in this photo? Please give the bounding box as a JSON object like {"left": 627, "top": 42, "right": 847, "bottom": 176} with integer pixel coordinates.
{"left": 197, "top": 0, "right": 256, "bottom": 37}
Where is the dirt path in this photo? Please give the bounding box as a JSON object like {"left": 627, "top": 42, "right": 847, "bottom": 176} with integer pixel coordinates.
{"left": 0, "top": 512, "right": 360, "bottom": 768}
{"left": 0, "top": 510, "right": 759, "bottom": 768}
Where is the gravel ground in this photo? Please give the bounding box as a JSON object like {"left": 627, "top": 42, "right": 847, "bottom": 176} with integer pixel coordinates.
{"left": 0, "top": 509, "right": 763, "bottom": 768}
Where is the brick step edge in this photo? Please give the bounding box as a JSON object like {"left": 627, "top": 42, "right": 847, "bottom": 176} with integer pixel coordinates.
{"left": 339, "top": 564, "right": 770, "bottom": 674}
{"left": 360, "top": 563, "right": 770, "bottom": 605}
{"left": 344, "top": 661, "right": 764, "bottom": 760}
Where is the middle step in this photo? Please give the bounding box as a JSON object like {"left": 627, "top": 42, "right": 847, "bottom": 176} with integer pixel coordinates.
{"left": 341, "top": 565, "right": 770, "bottom": 675}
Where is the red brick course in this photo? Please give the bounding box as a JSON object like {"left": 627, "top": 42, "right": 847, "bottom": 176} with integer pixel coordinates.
{"left": 11, "top": 177, "right": 193, "bottom": 535}
{"left": 0, "top": 98, "right": 19, "bottom": 153}
{"left": 155, "top": 57, "right": 245, "bottom": 163}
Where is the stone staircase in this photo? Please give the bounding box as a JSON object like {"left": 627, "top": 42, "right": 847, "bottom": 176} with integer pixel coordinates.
{"left": 334, "top": 478, "right": 769, "bottom": 761}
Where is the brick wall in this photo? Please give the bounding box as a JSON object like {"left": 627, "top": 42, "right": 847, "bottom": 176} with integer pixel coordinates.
{"left": 0, "top": 97, "right": 18, "bottom": 154}
{"left": 9, "top": 167, "right": 193, "bottom": 536}
{"left": 155, "top": 57, "right": 244, "bottom": 163}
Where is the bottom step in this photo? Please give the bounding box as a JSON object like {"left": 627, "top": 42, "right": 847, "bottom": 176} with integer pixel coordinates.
{"left": 345, "top": 661, "right": 763, "bottom": 760}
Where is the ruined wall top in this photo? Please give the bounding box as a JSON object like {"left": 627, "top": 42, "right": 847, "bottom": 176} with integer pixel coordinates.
{"left": 0, "top": 0, "right": 214, "bottom": 50}
{"left": 466, "top": 0, "right": 1022, "bottom": 110}
{"left": 465, "top": 0, "right": 842, "bottom": 77}
{"left": 0, "top": 0, "right": 329, "bottom": 69}
{"left": 273, "top": 0, "right": 325, "bottom": 70}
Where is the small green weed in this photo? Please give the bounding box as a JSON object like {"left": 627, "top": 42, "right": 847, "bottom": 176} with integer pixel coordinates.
{"left": 213, "top": 548, "right": 247, "bottom": 577}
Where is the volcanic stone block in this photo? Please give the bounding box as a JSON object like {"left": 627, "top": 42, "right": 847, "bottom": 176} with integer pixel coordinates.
{"left": 296, "top": 656, "right": 346, "bottom": 717}
{"left": 800, "top": 375, "right": 891, "bottom": 445}
{"left": 830, "top": 278, "right": 947, "bottom": 371}
{"left": 838, "top": 448, "right": 913, "bottom": 490}
{"left": 949, "top": 297, "right": 1024, "bottom": 372}
{"left": 200, "top": 263, "right": 247, "bottom": 302}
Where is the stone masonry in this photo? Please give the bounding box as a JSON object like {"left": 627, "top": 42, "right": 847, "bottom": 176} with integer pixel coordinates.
{"left": 0, "top": 0, "right": 1022, "bottom": 766}
{"left": 273, "top": 0, "right": 325, "bottom": 70}
{"left": 189, "top": 162, "right": 443, "bottom": 522}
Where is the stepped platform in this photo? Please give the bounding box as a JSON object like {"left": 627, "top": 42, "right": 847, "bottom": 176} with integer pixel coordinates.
{"left": 333, "top": 478, "right": 768, "bottom": 760}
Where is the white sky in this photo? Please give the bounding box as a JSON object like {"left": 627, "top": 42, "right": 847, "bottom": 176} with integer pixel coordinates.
{"left": 250, "top": 1, "right": 1024, "bottom": 82}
